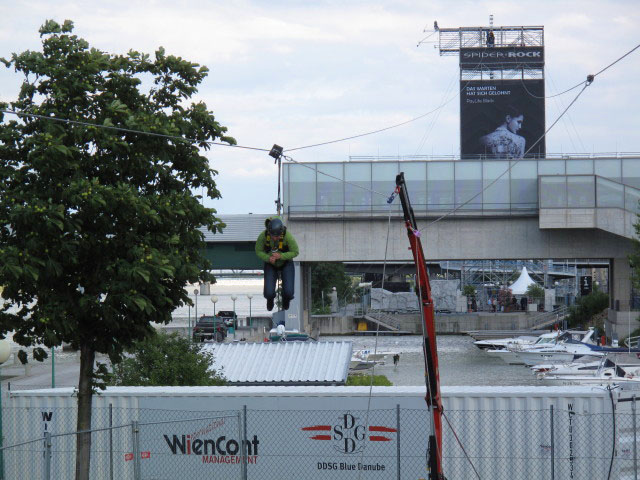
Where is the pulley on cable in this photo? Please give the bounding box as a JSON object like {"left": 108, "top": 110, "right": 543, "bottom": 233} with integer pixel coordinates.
{"left": 269, "top": 144, "right": 284, "bottom": 215}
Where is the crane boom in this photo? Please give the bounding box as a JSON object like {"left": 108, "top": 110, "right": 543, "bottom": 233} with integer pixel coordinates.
{"left": 395, "top": 172, "right": 444, "bottom": 479}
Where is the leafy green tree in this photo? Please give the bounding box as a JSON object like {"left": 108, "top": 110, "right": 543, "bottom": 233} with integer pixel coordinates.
{"left": 525, "top": 284, "right": 545, "bottom": 302}
{"left": 462, "top": 285, "right": 476, "bottom": 297}
{"left": 110, "top": 332, "right": 225, "bottom": 386}
{"left": 566, "top": 288, "right": 609, "bottom": 328}
{"left": 310, "top": 262, "right": 354, "bottom": 312}
{"left": 0, "top": 20, "right": 233, "bottom": 479}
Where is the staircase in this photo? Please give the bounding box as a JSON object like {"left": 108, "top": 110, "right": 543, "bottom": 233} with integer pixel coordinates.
{"left": 363, "top": 309, "right": 401, "bottom": 332}
{"left": 527, "top": 305, "right": 571, "bottom": 330}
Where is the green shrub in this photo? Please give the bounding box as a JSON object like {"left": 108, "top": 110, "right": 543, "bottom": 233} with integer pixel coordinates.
{"left": 462, "top": 285, "right": 476, "bottom": 297}
{"left": 566, "top": 290, "right": 609, "bottom": 328}
{"left": 525, "top": 284, "right": 545, "bottom": 301}
{"left": 346, "top": 374, "right": 392, "bottom": 386}
{"left": 110, "top": 332, "right": 225, "bottom": 386}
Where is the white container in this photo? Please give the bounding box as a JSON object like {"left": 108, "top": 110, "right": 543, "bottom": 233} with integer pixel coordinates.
{"left": 5, "top": 386, "right": 622, "bottom": 479}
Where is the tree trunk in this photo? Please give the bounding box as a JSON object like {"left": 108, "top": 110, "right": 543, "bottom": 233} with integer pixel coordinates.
{"left": 75, "top": 344, "right": 95, "bottom": 480}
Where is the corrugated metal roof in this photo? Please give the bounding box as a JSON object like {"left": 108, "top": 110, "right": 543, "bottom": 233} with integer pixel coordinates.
{"left": 199, "top": 214, "right": 271, "bottom": 242}
{"left": 202, "top": 341, "right": 353, "bottom": 385}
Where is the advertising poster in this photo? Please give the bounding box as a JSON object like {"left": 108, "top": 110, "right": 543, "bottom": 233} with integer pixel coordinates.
{"left": 460, "top": 79, "right": 545, "bottom": 158}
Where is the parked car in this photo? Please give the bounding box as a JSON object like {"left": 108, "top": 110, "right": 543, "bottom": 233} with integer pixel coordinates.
{"left": 216, "top": 310, "right": 237, "bottom": 327}
{"left": 192, "top": 315, "right": 227, "bottom": 343}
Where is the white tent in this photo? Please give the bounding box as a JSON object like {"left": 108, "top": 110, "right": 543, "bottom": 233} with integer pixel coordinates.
{"left": 509, "top": 266, "right": 538, "bottom": 295}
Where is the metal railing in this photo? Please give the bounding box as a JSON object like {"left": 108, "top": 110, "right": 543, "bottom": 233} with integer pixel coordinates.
{"left": 527, "top": 305, "right": 571, "bottom": 330}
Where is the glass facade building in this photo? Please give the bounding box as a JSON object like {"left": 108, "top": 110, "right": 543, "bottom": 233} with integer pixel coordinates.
{"left": 283, "top": 156, "right": 640, "bottom": 217}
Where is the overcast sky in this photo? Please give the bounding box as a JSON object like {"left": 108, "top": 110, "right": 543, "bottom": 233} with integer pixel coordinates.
{"left": 2, "top": 1, "right": 639, "bottom": 214}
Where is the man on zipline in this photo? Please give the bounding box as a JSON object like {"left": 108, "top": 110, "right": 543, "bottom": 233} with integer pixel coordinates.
{"left": 255, "top": 216, "right": 299, "bottom": 311}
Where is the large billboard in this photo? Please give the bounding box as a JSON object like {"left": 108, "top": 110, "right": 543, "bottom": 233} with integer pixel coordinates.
{"left": 460, "top": 79, "right": 545, "bottom": 158}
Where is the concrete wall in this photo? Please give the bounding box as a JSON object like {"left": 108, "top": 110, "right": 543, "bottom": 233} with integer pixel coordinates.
{"left": 607, "top": 310, "right": 640, "bottom": 340}
{"left": 287, "top": 217, "right": 633, "bottom": 262}
{"left": 540, "top": 207, "right": 636, "bottom": 239}
{"left": 311, "top": 312, "right": 535, "bottom": 335}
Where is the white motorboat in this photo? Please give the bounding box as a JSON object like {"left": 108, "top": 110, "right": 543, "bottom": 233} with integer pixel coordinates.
{"left": 542, "top": 362, "right": 640, "bottom": 385}
{"left": 474, "top": 335, "right": 539, "bottom": 351}
{"left": 534, "top": 354, "right": 640, "bottom": 378}
{"left": 485, "top": 348, "right": 524, "bottom": 365}
{"left": 486, "top": 330, "right": 585, "bottom": 365}
{"left": 515, "top": 329, "right": 598, "bottom": 367}
{"left": 349, "top": 349, "right": 390, "bottom": 371}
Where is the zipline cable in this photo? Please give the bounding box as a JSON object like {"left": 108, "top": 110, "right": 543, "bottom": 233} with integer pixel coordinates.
{"left": 0, "top": 109, "right": 270, "bottom": 153}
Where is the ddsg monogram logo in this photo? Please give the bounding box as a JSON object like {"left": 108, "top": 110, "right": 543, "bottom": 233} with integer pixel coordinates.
{"left": 302, "top": 413, "right": 397, "bottom": 454}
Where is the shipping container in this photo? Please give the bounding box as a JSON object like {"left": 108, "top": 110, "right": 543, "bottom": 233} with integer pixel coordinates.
{"left": 3, "top": 385, "right": 626, "bottom": 479}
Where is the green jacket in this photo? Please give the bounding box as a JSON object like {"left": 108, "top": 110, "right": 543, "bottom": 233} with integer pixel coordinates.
{"left": 255, "top": 218, "right": 299, "bottom": 268}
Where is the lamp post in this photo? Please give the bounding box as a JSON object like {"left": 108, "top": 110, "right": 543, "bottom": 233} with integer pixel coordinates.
{"left": 231, "top": 295, "right": 238, "bottom": 339}
{"left": 193, "top": 288, "right": 199, "bottom": 342}
{"left": 0, "top": 339, "right": 11, "bottom": 479}
{"left": 211, "top": 295, "right": 218, "bottom": 316}
{"left": 247, "top": 294, "right": 253, "bottom": 327}
{"left": 51, "top": 346, "right": 55, "bottom": 388}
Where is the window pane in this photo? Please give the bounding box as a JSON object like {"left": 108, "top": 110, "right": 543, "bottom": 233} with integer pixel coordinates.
{"left": 483, "top": 161, "right": 510, "bottom": 210}
{"left": 510, "top": 161, "right": 537, "bottom": 210}
{"left": 344, "top": 163, "right": 371, "bottom": 212}
{"left": 623, "top": 159, "right": 640, "bottom": 189}
{"left": 540, "top": 177, "right": 566, "bottom": 208}
{"left": 455, "top": 161, "right": 482, "bottom": 210}
{"left": 427, "top": 162, "right": 454, "bottom": 210}
{"left": 625, "top": 186, "right": 640, "bottom": 214}
{"left": 287, "top": 163, "right": 316, "bottom": 213}
{"left": 595, "top": 159, "right": 621, "bottom": 181}
{"left": 538, "top": 160, "right": 565, "bottom": 175}
{"left": 372, "top": 162, "right": 399, "bottom": 210}
{"left": 317, "top": 163, "right": 343, "bottom": 212}
{"left": 567, "top": 176, "right": 594, "bottom": 207}
{"left": 566, "top": 159, "right": 593, "bottom": 174}
{"left": 596, "top": 177, "right": 623, "bottom": 208}
{"left": 402, "top": 163, "right": 427, "bottom": 211}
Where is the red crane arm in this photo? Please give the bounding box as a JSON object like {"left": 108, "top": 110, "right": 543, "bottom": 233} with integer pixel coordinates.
{"left": 395, "top": 172, "right": 444, "bottom": 480}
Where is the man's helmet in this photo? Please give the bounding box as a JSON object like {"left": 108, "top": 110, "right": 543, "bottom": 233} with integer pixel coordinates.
{"left": 268, "top": 218, "right": 285, "bottom": 236}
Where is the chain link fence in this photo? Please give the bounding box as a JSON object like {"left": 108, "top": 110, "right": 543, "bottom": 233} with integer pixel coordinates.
{"left": 1, "top": 401, "right": 640, "bottom": 479}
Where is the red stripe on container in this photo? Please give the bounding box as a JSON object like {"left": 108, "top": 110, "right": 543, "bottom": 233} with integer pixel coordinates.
{"left": 369, "top": 426, "right": 397, "bottom": 433}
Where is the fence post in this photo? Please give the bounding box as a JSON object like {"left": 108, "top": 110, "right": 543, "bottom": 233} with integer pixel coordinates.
{"left": 550, "top": 405, "right": 555, "bottom": 480}
{"left": 109, "top": 404, "right": 113, "bottom": 480}
{"left": 633, "top": 395, "right": 637, "bottom": 480}
{"left": 243, "top": 406, "right": 248, "bottom": 480}
{"left": 236, "top": 411, "right": 243, "bottom": 480}
{"left": 43, "top": 432, "right": 51, "bottom": 480}
{"left": 132, "top": 421, "right": 140, "bottom": 480}
{"left": 0, "top": 380, "right": 4, "bottom": 480}
{"left": 396, "top": 404, "right": 401, "bottom": 480}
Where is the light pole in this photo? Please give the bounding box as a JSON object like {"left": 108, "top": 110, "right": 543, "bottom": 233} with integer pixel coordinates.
{"left": 211, "top": 295, "right": 218, "bottom": 316}
{"left": 0, "top": 339, "right": 11, "bottom": 479}
{"left": 194, "top": 288, "right": 199, "bottom": 328}
{"left": 51, "top": 346, "right": 55, "bottom": 388}
{"left": 247, "top": 294, "right": 253, "bottom": 327}
{"left": 231, "top": 295, "right": 238, "bottom": 339}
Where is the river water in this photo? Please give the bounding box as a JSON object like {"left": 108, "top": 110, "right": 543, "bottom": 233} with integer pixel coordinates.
{"left": 322, "top": 334, "right": 543, "bottom": 387}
